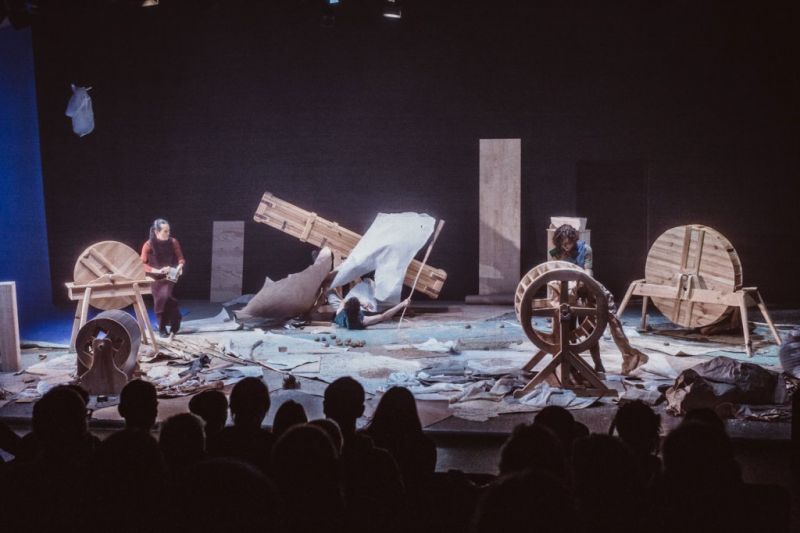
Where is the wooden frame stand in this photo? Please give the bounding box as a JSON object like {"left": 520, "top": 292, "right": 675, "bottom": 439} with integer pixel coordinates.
{"left": 617, "top": 280, "right": 782, "bottom": 357}
{"left": 514, "top": 303, "right": 617, "bottom": 398}
{"left": 66, "top": 279, "right": 158, "bottom": 353}
{"left": 514, "top": 263, "right": 617, "bottom": 399}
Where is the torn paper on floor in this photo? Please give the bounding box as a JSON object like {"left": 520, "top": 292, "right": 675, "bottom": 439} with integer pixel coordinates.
{"left": 385, "top": 338, "right": 460, "bottom": 354}
{"left": 517, "top": 383, "right": 598, "bottom": 410}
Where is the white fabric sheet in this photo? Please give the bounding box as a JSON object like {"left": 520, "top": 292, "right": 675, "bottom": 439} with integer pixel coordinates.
{"left": 65, "top": 84, "right": 94, "bottom": 137}
{"left": 331, "top": 212, "right": 435, "bottom": 303}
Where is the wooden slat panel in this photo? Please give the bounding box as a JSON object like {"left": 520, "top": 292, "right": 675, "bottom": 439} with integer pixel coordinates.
{"left": 210, "top": 221, "right": 245, "bottom": 303}
{"left": 72, "top": 241, "right": 148, "bottom": 310}
{"left": 253, "top": 192, "right": 447, "bottom": 298}
{"left": 479, "top": 139, "right": 520, "bottom": 295}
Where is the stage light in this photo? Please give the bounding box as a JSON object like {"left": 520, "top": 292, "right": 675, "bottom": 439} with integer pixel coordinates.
{"left": 142, "top": 0, "right": 159, "bottom": 7}
{"left": 322, "top": 0, "right": 338, "bottom": 28}
{"left": 383, "top": 0, "right": 401, "bottom": 19}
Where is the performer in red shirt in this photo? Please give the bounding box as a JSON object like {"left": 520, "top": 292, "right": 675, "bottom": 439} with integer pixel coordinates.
{"left": 141, "top": 218, "right": 186, "bottom": 336}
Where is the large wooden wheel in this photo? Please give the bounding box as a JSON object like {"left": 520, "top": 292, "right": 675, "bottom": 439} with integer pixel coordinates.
{"left": 73, "top": 241, "right": 145, "bottom": 310}
{"left": 644, "top": 225, "right": 742, "bottom": 328}
{"left": 513, "top": 261, "right": 613, "bottom": 397}
{"left": 515, "top": 261, "right": 609, "bottom": 355}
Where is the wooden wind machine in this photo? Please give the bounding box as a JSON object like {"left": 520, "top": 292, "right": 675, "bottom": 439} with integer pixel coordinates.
{"left": 66, "top": 241, "right": 159, "bottom": 393}
{"left": 253, "top": 192, "right": 448, "bottom": 300}
{"left": 616, "top": 224, "right": 782, "bottom": 356}
{"left": 514, "top": 261, "right": 616, "bottom": 398}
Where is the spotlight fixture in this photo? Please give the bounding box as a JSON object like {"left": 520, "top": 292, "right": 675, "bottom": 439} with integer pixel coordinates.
{"left": 383, "top": 0, "right": 401, "bottom": 19}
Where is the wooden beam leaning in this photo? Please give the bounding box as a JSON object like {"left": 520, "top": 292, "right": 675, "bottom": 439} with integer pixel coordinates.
{"left": 253, "top": 192, "right": 447, "bottom": 299}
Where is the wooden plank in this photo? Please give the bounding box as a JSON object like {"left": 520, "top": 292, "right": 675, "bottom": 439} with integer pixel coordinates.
{"left": 479, "top": 139, "right": 521, "bottom": 295}
{"left": 210, "top": 221, "right": 244, "bottom": 303}
{"left": 66, "top": 280, "right": 153, "bottom": 301}
{"left": 0, "top": 282, "right": 21, "bottom": 372}
{"left": 254, "top": 192, "right": 447, "bottom": 299}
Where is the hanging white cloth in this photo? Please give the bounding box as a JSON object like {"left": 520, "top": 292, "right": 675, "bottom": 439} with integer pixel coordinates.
{"left": 65, "top": 84, "right": 94, "bottom": 137}
{"left": 331, "top": 212, "right": 435, "bottom": 303}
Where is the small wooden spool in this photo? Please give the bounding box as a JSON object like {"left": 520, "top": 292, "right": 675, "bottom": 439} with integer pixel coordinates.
{"left": 76, "top": 309, "right": 141, "bottom": 395}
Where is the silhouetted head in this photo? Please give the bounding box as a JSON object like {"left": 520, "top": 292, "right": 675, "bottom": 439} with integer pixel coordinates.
{"left": 308, "top": 418, "right": 344, "bottom": 454}
{"left": 63, "top": 383, "right": 90, "bottom": 406}
{"left": 89, "top": 429, "right": 166, "bottom": 531}
{"left": 160, "top": 413, "right": 206, "bottom": 474}
{"left": 683, "top": 407, "right": 726, "bottom": 434}
{"left": 611, "top": 400, "right": 661, "bottom": 455}
{"left": 229, "top": 377, "right": 270, "bottom": 428}
{"left": 499, "top": 423, "right": 566, "bottom": 480}
{"left": 344, "top": 297, "right": 364, "bottom": 330}
{"left": 94, "top": 429, "right": 165, "bottom": 475}
{"left": 323, "top": 377, "right": 365, "bottom": 431}
{"left": 272, "top": 399, "right": 308, "bottom": 438}
{"left": 119, "top": 379, "right": 158, "bottom": 430}
{"left": 189, "top": 389, "right": 229, "bottom": 436}
{"left": 572, "top": 434, "right": 641, "bottom": 506}
{"left": 535, "top": 406, "right": 577, "bottom": 450}
{"left": 271, "top": 424, "right": 341, "bottom": 496}
{"left": 168, "top": 458, "right": 278, "bottom": 531}
{"left": 473, "top": 468, "right": 574, "bottom": 533}
{"left": 662, "top": 421, "right": 740, "bottom": 489}
{"left": 32, "top": 386, "right": 88, "bottom": 454}
{"left": 366, "top": 386, "right": 422, "bottom": 438}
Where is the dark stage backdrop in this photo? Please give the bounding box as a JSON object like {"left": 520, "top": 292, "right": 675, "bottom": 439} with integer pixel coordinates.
{"left": 30, "top": 1, "right": 799, "bottom": 305}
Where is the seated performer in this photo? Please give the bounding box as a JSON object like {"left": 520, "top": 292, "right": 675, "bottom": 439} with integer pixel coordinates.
{"left": 333, "top": 295, "right": 410, "bottom": 330}
{"left": 141, "top": 218, "right": 186, "bottom": 336}
{"left": 548, "top": 224, "right": 604, "bottom": 373}
{"left": 549, "top": 224, "right": 593, "bottom": 276}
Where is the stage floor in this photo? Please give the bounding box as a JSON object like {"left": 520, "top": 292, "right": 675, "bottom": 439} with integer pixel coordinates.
{"left": 3, "top": 299, "right": 794, "bottom": 441}
{"left": 2, "top": 299, "right": 797, "bottom": 489}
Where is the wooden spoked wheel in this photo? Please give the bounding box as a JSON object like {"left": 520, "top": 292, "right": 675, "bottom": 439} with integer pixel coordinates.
{"left": 73, "top": 241, "right": 145, "bottom": 310}
{"left": 644, "top": 225, "right": 742, "bottom": 328}
{"left": 515, "top": 261, "right": 609, "bottom": 355}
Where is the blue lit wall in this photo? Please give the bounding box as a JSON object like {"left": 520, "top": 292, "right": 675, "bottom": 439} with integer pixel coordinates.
{"left": 0, "top": 26, "right": 53, "bottom": 331}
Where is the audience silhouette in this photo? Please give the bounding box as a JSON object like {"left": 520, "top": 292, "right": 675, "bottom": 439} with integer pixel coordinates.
{"left": 188, "top": 388, "right": 228, "bottom": 450}
{"left": 365, "top": 386, "right": 437, "bottom": 490}
{"left": 272, "top": 399, "right": 308, "bottom": 439}
{"left": 0, "top": 377, "right": 791, "bottom": 533}
{"left": 211, "top": 377, "right": 273, "bottom": 473}
{"left": 610, "top": 399, "right": 662, "bottom": 485}
{"left": 324, "top": 376, "right": 404, "bottom": 532}
{"left": 159, "top": 412, "right": 206, "bottom": 476}
{"left": 118, "top": 379, "right": 159, "bottom": 431}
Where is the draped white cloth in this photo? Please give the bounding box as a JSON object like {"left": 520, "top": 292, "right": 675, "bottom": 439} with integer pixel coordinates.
{"left": 331, "top": 212, "right": 435, "bottom": 303}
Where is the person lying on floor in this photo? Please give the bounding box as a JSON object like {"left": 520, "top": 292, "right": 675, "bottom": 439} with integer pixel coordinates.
{"left": 333, "top": 295, "right": 410, "bottom": 329}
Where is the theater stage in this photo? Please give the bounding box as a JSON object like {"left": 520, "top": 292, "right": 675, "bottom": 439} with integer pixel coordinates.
{"left": 2, "top": 298, "right": 792, "bottom": 435}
